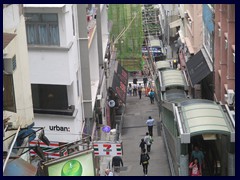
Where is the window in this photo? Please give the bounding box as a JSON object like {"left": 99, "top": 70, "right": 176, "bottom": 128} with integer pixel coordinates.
{"left": 31, "top": 84, "right": 68, "bottom": 110}
{"left": 203, "top": 24, "right": 213, "bottom": 60}
{"left": 3, "top": 74, "right": 16, "bottom": 112}
{"left": 25, "top": 13, "right": 60, "bottom": 46}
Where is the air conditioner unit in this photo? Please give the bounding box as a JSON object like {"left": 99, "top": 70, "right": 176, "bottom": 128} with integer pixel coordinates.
{"left": 225, "top": 39, "right": 228, "bottom": 50}
{"left": 184, "top": 11, "right": 188, "bottom": 17}
{"left": 218, "top": 28, "right": 221, "bottom": 37}
{"left": 227, "top": 89, "right": 235, "bottom": 105}
{"left": 3, "top": 56, "right": 16, "bottom": 74}
{"left": 224, "top": 94, "right": 228, "bottom": 104}
{"left": 232, "top": 52, "right": 235, "bottom": 63}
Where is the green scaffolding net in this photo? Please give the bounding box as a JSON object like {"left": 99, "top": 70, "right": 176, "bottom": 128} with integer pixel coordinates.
{"left": 108, "top": 4, "right": 144, "bottom": 72}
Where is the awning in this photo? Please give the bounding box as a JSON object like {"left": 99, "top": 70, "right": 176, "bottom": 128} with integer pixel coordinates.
{"left": 175, "top": 99, "right": 235, "bottom": 143}
{"left": 169, "top": 18, "right": 182, "bottom": 28}
{"left": 160, "top": 70, "right": 188, "bottom": 91}
{"left": 156, "top": 61, "right": 171, "bottom": 70}
{"left": 4, "top": 158, "right": 37, "bottom": 176}
{"left": 184, "top": 37, "right": 194, "bottom": 54}
{"left": 23, "top": 4, "right": 65, "bottom": 8}
{"left": 3, "top": 33, "right": 16, "bottom": 49}
{"left": 111, "top": 62, "right": 128, "bottom": 103}
{"left": 186, "top": 48, "right": 213, "bottom": 86}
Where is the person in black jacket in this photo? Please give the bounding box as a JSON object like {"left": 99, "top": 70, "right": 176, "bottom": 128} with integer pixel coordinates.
{"left": 112, "top": 156, "right": 123, "bottom": 175}
{"left": 140, "top": 149, "right": 150, "bottom": 176}
{"left": 139, "top": 138, "right": 146, "bottom": 153}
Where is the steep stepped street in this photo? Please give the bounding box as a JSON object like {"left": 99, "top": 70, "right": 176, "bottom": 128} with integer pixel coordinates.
{"left": 119, "top": 83, "right": 171, "bottom": 176}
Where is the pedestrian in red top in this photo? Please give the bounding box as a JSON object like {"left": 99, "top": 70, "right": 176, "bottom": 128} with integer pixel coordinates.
{"left": 189, "top": 158, "right": 202, "bottom": 176}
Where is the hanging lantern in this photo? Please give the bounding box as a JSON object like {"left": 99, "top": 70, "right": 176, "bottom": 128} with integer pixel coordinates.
{"left": 102, "top": 125, "right": 111, "bottom": 133}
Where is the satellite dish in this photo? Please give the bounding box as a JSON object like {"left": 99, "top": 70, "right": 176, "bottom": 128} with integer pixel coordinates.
{"left": 108, "top": 100, "right": 115, "bottom": 108}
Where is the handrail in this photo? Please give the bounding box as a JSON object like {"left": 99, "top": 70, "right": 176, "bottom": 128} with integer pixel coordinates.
{"left": 3, "top": 126, "right": 21, "bottom": 172}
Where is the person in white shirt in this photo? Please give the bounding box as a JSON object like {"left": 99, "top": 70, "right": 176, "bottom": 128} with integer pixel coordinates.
{"left": 133, "top": 83, "right": 138, "bottom": 96}
{"left": 144, "top": 132, "right": 153, "bottom": 153}
{"left": 138, "top": 83, "right": 142, "bottom": 99}
{"left": 146, "top": 116, "right": 155, "bottom": 136}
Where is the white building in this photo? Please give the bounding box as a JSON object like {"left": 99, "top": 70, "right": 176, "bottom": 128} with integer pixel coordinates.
{"left": 24, "top": 4, "right": 109, "bottom": 158}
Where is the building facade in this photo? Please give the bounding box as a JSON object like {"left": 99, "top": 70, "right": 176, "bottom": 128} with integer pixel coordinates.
{"left": 24, "top": 4, "right": 109, "bottom": 159}
{"left": 214, "top": 4, "right": 235, "bottom": 108}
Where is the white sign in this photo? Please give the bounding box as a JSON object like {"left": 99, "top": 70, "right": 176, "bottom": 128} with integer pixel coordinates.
{"left": 93, "top": 141, "right": 122, "bottom": 156}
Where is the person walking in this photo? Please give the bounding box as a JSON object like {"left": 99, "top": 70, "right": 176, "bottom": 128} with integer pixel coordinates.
{"left": 112, "top": 156, "right": 123, "bottom": 176}
{"left": 140, "top": 149, "right": 150, "bottom": 176}
{"left": 139, "top": 138, "right": 146, "bottom": 153}
{"left": 191, "top": 146, "right": 205, "bottom": 169}
{"left": 128, "top": 83, "right": 133, "bottom": 96}
{"left": 133, "top": 83, "right": 138, "bottom": 96}
{"left": 143, "top": 76, "right": 148, "bottom": 88}
{"left": 149, "top": 90, "right": 155, "bottom": 104}
{"left": 146, "top": 116, "right": 155, "bottom": 136}
{"left": 144, "top": 132, "right": 153, "bottom": 153}
{"left": 189, "top": 158, "right": 202, "bottom": 176}
{"left": 138, "top": 83, "right": 143, "bottom": 99}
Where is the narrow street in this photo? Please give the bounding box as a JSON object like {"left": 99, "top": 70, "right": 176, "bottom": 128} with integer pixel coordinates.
{"left": 119, "top": 84, "right": 171, "bottom": 176}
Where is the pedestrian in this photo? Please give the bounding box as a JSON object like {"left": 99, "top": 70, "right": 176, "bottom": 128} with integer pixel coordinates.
{"left": 145, "top": 86, "right": 150, "bottom": 97}
{"left": 144, "top": 132, "right": 153, "bottom": 153}
{"left": 133, "top": 83, "right": 137, "bottom": 96}
{"left": 146, "top": 116, "right": 155, "bottom": 136}
{"left": 128, "top": 83, "right": 133, "bottom": 96}
{"left": 138, "top": 83, "right": 142, "bottom": 99}
{"left": 140, "top": 148, "right": 150, "bottom": 176}
{"left": 139, "top": 138, "right": 146, "bottom": 153}
{"left": 133, "top": 78, "right": 138, "bottom": 84}
{"left": 189, "top": 158, "right": 202, "bottom": 176}
{"left": 105, "top": 169, "right": 113, "bottom": 176}
{"left": 143, "top": 76, "right": 148, "bottom": 88}
{"left": 191, "top": 145, "right": 205, "bottom": 169}
{"left": 112, "top": 156, "right": 123, "bottom": 175}
{"left": 149, "top": 90, "right": 155, "bottom": 104}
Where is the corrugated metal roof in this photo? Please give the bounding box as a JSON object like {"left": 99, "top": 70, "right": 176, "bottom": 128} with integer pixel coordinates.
{"left": 181, "top": 101, "right": 232, "bottom": 135}
{"left": 162, "top": 70, "right": 185, "bottom": 87}
{"left": 156, "top": 61, "right": 171, "bottom": 70}
{"left": 164, "top": 89, "right": 187, "bottom": 103}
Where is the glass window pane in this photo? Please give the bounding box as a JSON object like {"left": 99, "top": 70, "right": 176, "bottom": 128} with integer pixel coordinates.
{"left": 38, "top": 24, "right": 48, "bottom": 45}
{"left": 42, "top": 14, "right": 58, "bottom": 22}
{"left": 49, "top": 24, "right": 60, "bottom": 45}
{"left": 26, "top": 24, "right": 38, "bottom": 44}
{"left": 31, "top": 84, "right": 68, "bottom": 110}
{"left": 25, "top": 13, "right": 40, "bottom": 22}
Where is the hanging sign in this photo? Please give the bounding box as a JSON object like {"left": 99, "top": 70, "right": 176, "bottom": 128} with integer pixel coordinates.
{"left": 93, "top": 141, "right": 123, "bottom": 156}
